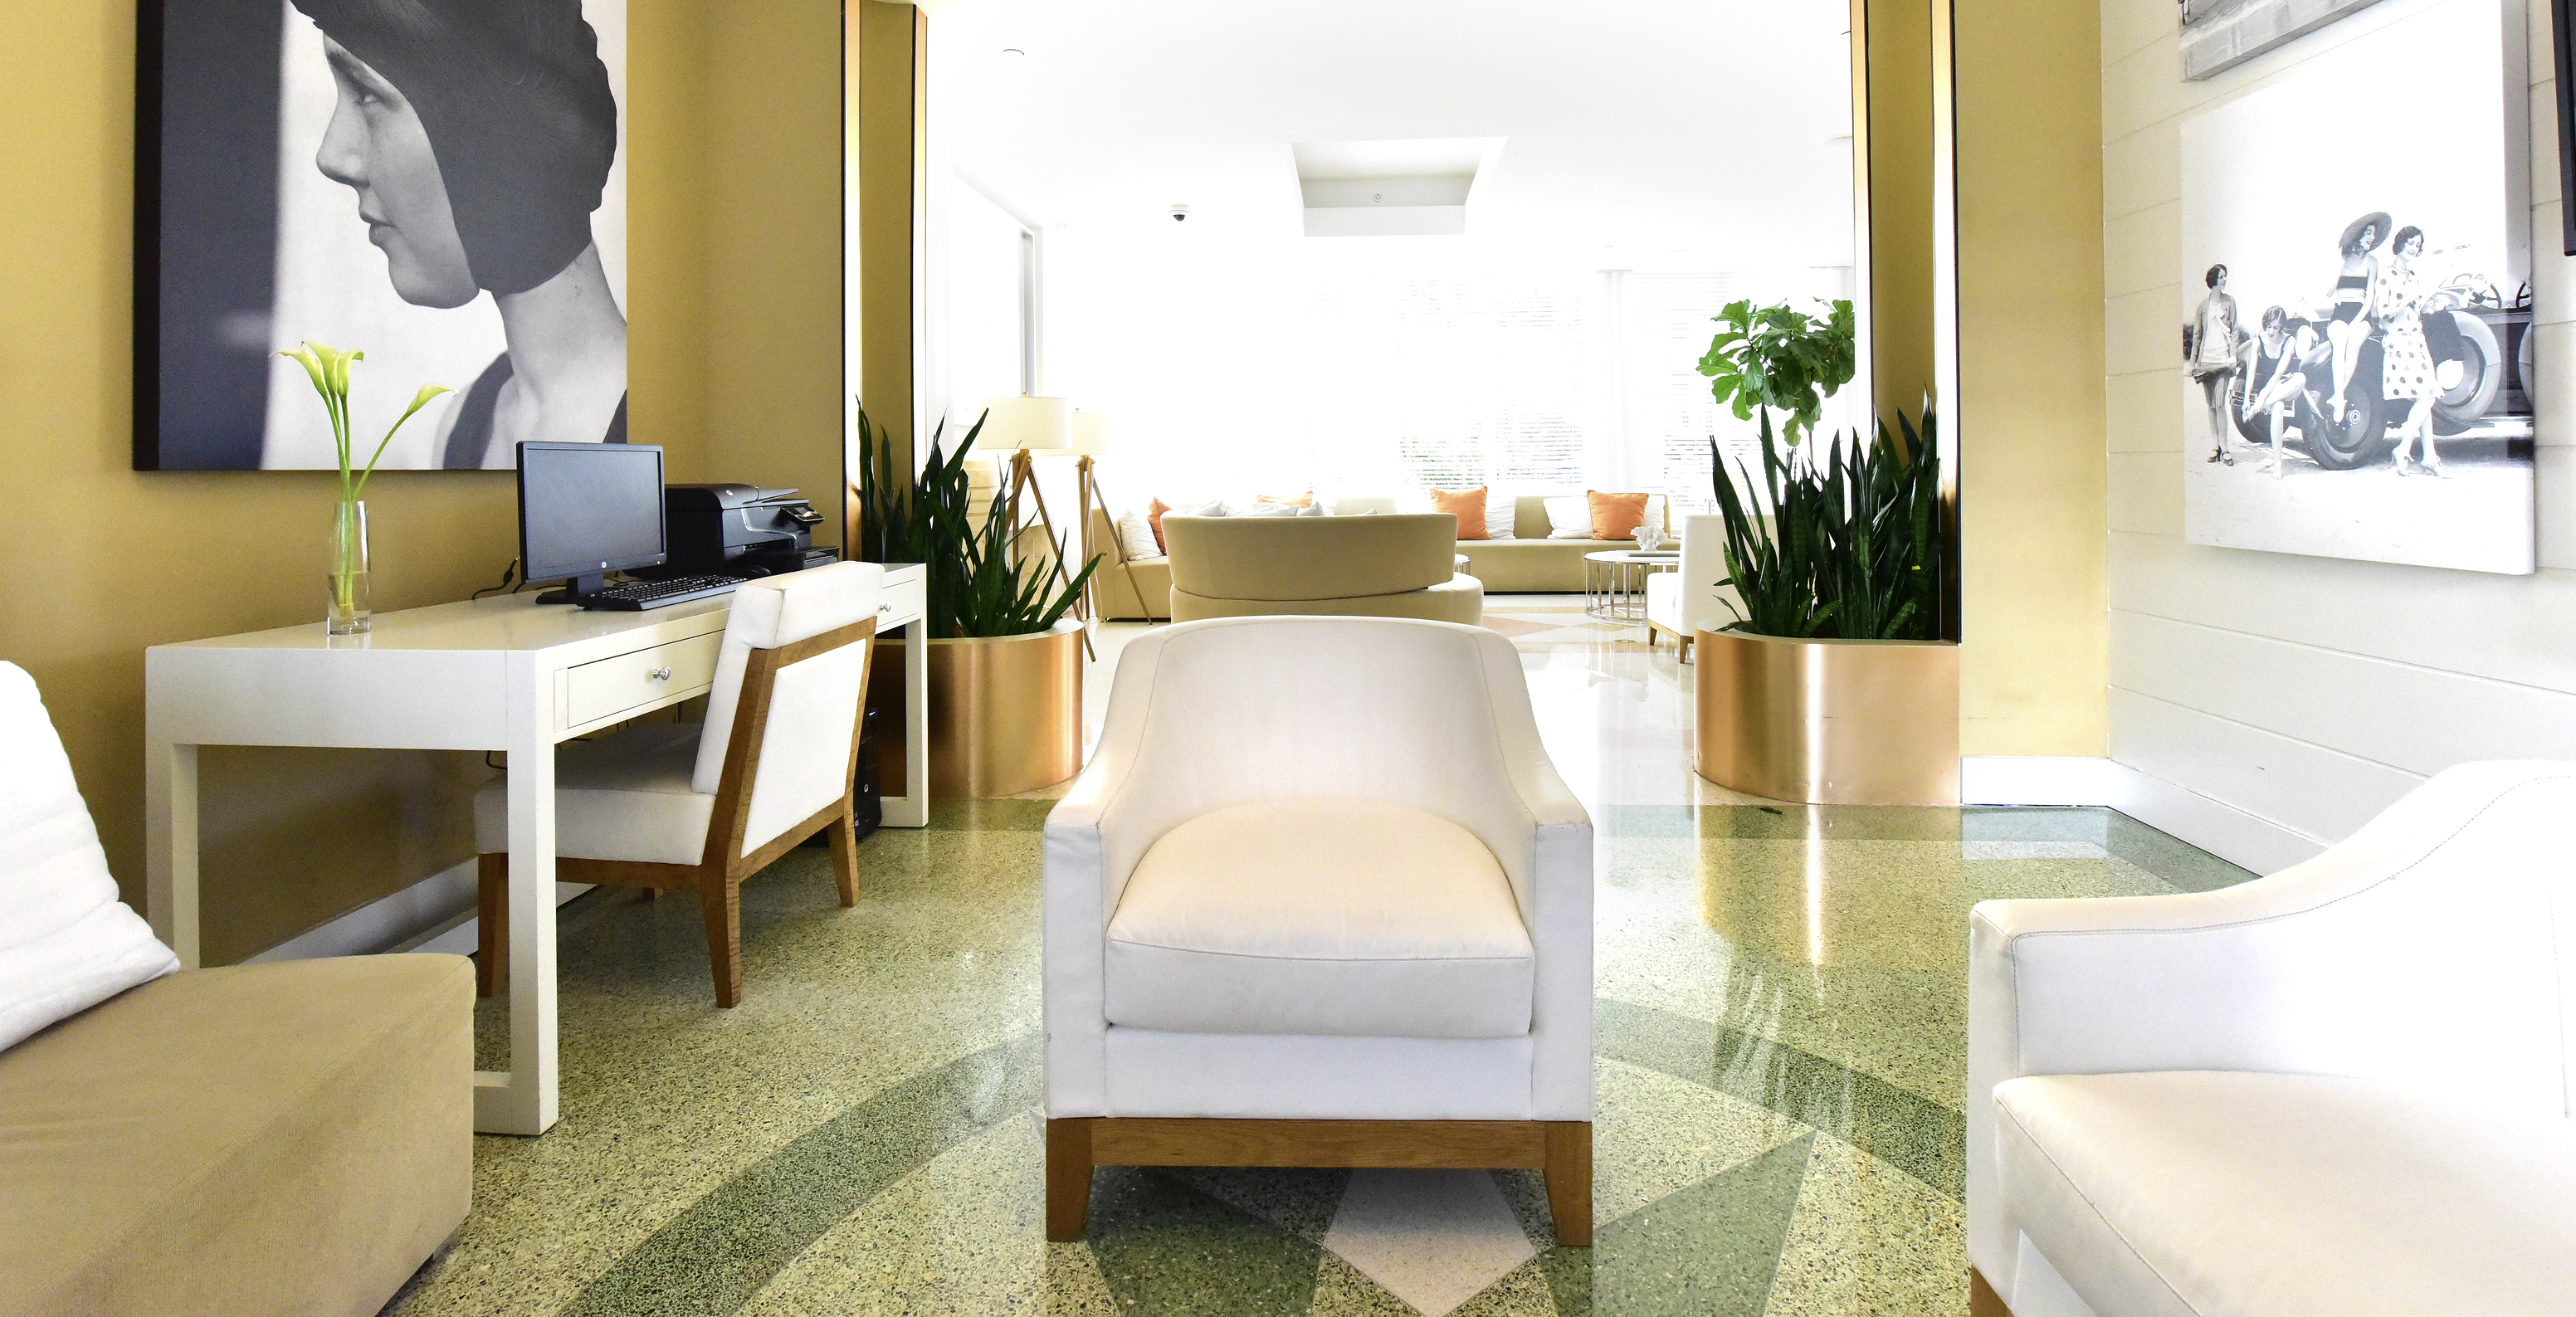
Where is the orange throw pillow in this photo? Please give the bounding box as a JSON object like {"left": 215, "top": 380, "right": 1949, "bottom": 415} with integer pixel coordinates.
{"left": 1427, "top": 487, "right": 1490, "bottom": 539}
{"left": 1587, "top": 490, "right": 1650, "bottom": 542}
{"left": 1256, "top": 490, "right": 1315, "bottom": 508}
{"left": 1147, "top": 498, "right": 1173, "bottom": 554}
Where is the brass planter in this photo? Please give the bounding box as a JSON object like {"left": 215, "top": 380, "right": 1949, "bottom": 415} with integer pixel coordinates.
{"left": 926, "top": 619, "right": 1086, "bottom": 798}
{"left": 1694, "top": 629, "right": 1959, "bottom": 806}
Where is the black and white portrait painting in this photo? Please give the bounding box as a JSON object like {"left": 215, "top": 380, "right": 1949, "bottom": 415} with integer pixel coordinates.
{"left": 2179, "top": 0, "right": 2534, "bottom": 574}
{"left": 138, "top": 0, "right": 627, "bottom": 471}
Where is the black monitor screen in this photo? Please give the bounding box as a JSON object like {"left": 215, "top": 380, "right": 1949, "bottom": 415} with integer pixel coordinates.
{"left": 517, "top": 442, "right": 666, "bottom": 583}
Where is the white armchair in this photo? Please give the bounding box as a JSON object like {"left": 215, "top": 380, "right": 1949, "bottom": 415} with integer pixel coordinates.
{"left": 1968, "top": 762, "right": 2576, "bottom": 1317}
{"left": 476, "top": 562, "right": 884, "bottom": 1007}
{"left": 1042, "top": 616, "right": 1594, "bottom": 1244}
{"left": 1643, "top": 514, "right": 1744, "bottom": 657}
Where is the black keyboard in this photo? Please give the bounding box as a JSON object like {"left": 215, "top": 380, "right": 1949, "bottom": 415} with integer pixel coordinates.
{"left": 580, "top": 575, "right": 743, "bottom": 611}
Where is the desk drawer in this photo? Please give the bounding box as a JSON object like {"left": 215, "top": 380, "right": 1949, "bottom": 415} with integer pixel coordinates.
{"left": 565, "top": 632, "right": 722, "bottom": 728}
{"left": 877, "top": 572, "right": 926, "bottom": 628}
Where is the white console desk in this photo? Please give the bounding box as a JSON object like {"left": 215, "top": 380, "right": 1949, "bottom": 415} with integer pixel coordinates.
{"left": 144, "top": 563, "right": 928, "bottom": 1135}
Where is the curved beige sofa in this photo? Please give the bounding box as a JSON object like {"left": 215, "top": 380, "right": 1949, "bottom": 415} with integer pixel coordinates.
{"left": 1334, "top": 495, "right": 1671, "bottom": 593}
{"left": 1162, "top": 514, "right": 1483, "bottom": 623}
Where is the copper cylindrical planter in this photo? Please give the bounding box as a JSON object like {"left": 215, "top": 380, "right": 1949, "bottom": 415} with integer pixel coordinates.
{"left": 1694, "top": 629, "right": 1960, "bottom": 806}
{"left": 926, "top": 619, "right": 1085, "bottom": 798}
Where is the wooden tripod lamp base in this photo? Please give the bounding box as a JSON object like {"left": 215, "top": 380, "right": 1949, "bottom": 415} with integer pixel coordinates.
{"left": 1044, "top": 1117, "right": 1593, "bottom": 1247}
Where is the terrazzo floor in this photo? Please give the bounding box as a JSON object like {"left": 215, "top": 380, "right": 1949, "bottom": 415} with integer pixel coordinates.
{"left": 402, "top": 598, "right": 2254, "bottom": 1317}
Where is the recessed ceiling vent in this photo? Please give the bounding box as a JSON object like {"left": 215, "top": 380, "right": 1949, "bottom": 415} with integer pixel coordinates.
{"left": 1291, "top": 137, "right": 1504, "bottom": 237}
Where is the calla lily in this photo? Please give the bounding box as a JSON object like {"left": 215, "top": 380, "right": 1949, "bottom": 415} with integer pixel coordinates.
{"left": 276, "top": 339, "right": 451, "bottom": 503}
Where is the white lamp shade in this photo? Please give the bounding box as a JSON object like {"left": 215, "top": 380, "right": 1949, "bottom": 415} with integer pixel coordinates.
{"left": 1069, "top": 410, "right": 1112, "bottom": 455}
{"left": 980, "top": 395, "right": 1073, "bottom": 453}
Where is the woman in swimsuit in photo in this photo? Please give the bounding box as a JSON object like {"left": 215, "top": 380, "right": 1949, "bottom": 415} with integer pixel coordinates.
{"left": 2190, "top": 264, "right": 2241, "bottom": 463}
{"left": 2377, "top": 226, "right": 2444, "bottom": 477}
{"left": 295, "top": 0, "right": 628, "bottom": 469}
{"left": 2239, "top": 305, "right": 2315, "bottom": 480}
{"left": 2324, "top": 211, "right": 2387, "bottom": 426}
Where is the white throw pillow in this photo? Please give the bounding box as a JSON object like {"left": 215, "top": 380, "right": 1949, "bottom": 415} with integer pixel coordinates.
{"left": 1176, "top": 499, "right": 1227, "bottom": 519}
{"left": 1485, "top": 495, "right": 1516, "bottom": 540}
{"left": 1230, "top": 501, "right": 1303, "bottom": 518}
{"left": 1295, "top": 501, "right": 1327, "bottom": 517}
{"left": 1115, "top": 510, "right": 1163, "bottom": 561}
{"left": 0, "top": 662, "right": 179, "bottom": 1053}
{"left": 1543, "top": 495, "right": 1592, "bottom": 539}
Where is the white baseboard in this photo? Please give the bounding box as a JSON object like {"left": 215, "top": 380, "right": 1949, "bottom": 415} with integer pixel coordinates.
{"left": 1959, "top": 755, "right": 2325, "bottom": 876}
{"left": 246, "top": 861, "right": 593, "bottom": 964}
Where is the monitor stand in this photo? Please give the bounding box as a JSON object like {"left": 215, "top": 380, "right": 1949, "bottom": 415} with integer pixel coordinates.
{"left": 535, "top": 571, "right": 607, "bottom": 607}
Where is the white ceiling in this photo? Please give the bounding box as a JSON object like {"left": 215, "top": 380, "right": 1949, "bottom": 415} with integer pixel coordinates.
{"left": 923, "top": 0, "right": 1857, "bottom": 270}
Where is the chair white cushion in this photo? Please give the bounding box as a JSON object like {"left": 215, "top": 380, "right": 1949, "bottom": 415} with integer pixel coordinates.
{"left": 474, "top": 724, "right": 715, "bottom": 866}
{"left": 1994, "top": 1071, "right": 2576, "bottom": 1317}
{"left": 0, "top": 664, "right": 178, "bottom": 1053}
{"left": 1103, "top": 799, "right": 1534, "bottom": 1039}
{"left": 692, "top": 562, "right": 883, "bottom": 794}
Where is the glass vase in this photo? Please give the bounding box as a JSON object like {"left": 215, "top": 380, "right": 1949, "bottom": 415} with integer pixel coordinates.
{"left": 327, "top": 500, "right": 371, "bottom": 635}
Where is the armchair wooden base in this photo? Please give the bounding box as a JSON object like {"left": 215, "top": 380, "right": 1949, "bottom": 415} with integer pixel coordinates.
{"left": 1043, "top": 1117, "right": 1593, "bottom": 1247}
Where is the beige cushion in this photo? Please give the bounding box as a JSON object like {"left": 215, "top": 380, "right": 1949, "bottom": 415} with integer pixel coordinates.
{"left": 475, "top": 723, "right": 713, "bottom": 864}
{"left": 1104, "top": 800, "right": 1534, "bottom": 1038}
{"left": 1995, "top": 1071, "right": 2576, "bottom": 1317}
{"left": 0, "top": 956, "right": 472, "bottom": 1317}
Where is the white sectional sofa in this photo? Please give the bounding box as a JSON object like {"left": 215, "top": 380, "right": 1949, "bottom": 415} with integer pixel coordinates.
{"left": 1966, "top": 762, "right": 2576, "bottom": 1317}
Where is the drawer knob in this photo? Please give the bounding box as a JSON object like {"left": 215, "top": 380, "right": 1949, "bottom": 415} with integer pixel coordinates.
{"left": 649, "top": 666, "right": 673, "bottom": 681}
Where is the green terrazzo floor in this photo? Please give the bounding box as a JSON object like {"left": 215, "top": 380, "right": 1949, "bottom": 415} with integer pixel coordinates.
{"left": 402, "top": 602, "right": 2253, "bottom": 1316}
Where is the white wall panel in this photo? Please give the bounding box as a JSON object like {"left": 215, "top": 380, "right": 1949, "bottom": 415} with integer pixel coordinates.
{"left": 2107, "top": 368, "right": 2182, "bottom": 452}
{"left": 2105, "top": 200, "right": 2179, "bottom": 298}
{"left": 2110, "top": 610, "right": 2576, "bottom": 771}
{"left": 2109, "top": 688, "right": 2425, "bottom": 843}
{"left": 2103, "top": 125, "right": 2178, "bottom": 221}
{"left": 2107, "top": 451, "right": 2183, "bottom": 534}
{"left": 2102, "top": 0, "right": 2576, "bottom": 863}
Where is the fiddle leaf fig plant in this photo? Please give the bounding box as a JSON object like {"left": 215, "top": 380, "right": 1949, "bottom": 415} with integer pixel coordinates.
{"left": 1695, "top": 298, "right": 1856, "bottom": 448}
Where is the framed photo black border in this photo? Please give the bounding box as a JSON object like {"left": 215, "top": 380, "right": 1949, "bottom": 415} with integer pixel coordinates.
{"left": 2556, "top": 0, "right": 2576, "bottom": 253}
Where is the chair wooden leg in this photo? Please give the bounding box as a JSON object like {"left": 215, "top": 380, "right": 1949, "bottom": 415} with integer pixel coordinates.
{"left": 1544, "top": 1121, "right": 1593, "bottom": 1247}
{"left": 1046, "top": 1118, "right": 1095, "bottom": 1241}
{"left": 698, "top": 872, "right": 744, "bottom": 1007}
{"left": 475, "top": 854, "right": 505, "bottom": 998}
{"left": 829, "top": 807, "right": 860, "bottom": 907}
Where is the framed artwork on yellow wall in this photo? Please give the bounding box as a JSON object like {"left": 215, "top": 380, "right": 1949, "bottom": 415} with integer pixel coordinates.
{"left": 2178, "top": 0, "right": 2535, "bottom": 574}
{"left": 134, "top": 0, "right": 628, "bottom": 471}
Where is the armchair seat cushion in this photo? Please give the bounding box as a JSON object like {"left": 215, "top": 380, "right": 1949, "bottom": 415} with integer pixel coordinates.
{"left": 472, "top": 723, "right": 712, "bottom": 866}
{"left": 1994, "top": 1071, "right": 2576, "bottom": 1317}
{"left": 1103, "top": 800, "right": 1534, "bottom": 1039}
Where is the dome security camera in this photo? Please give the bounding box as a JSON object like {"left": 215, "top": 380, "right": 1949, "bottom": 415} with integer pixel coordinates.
{"left": 1169, "top": 203, "right": 1190, "bottom": 222}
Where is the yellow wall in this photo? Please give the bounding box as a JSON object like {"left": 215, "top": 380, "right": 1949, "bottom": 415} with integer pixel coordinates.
{"left": 0, "top": 0, "right": 845, "bottom": 961}
{"left": 1953, "top": 0, "right": 2110, "bottom": 756}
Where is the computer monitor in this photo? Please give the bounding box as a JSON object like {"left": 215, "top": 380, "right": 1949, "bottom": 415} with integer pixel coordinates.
{"left": 517, "top": 441, "right": 666, "bottom": 603}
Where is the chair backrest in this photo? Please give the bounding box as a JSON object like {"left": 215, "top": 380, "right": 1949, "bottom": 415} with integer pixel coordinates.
{"left": 2243, "top": 762, "right": 2576, "bottom": 1117}
{"left": 1676, "top": 513, "right": 1750, "bottom": 634}
{"left": 1088, "top": 616, "right": 1549, "bottom": 912}
{"left": 0, "top": 662, "right": 178, "bottom": 1051}
{"left": 693, "top": 563, "right": 885, "bottom": 859}
{"left": 1162, "top": 514, "right": 1455, "bottom": 601}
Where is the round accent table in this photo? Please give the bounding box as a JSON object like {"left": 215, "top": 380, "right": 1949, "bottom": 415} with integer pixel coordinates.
{"left": 1583, "top": 550, "right": 1678, "bottom": 622}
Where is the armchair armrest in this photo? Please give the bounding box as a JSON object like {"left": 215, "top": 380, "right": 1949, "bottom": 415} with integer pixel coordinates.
{"left": 1965, "top": 761, "right": 2576, "bottom": 1283}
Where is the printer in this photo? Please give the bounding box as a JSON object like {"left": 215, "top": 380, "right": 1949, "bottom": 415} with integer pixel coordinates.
{"left": 640, "top": 484, "right": 839, "bottom": 579}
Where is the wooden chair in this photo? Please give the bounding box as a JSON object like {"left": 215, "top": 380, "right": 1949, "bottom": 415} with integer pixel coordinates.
{"left": 475, "top": 562, "right": 884, "bottom": 1007}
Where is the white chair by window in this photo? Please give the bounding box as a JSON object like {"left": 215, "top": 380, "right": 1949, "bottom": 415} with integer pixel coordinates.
{"left": 1042, "top": 615, "right": 1596, "bottom": 1245}
{"left": 475, "top": 561, "right": 885, "bottom": 1007}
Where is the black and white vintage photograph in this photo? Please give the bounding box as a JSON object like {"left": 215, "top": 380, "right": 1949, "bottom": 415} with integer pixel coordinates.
{"left": 137, "top": 0, "right": 628, "bottom": 471}
{"left": 2180, "top": 0, "right": 2391, "bottom": 80}
{"left": 2178, "top": 0, "right": 2534, "bottom": 574}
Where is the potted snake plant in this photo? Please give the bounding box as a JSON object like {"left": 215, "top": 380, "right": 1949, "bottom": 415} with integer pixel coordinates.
{"left": 854, "top": 407, "right": 1100, "bottom": 797}
{"left": 1692, "top": 299, "right": 1960, "bottom": 805}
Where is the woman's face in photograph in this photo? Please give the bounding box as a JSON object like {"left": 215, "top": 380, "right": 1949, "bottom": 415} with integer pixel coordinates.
{"left": 314, "top": 37, "right": 477, "bottom": 309}
{"left": 2401, "top": 233, "right": 2424, "bottom": 260}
